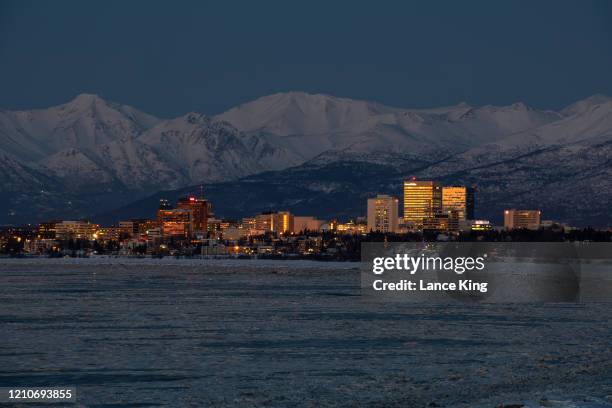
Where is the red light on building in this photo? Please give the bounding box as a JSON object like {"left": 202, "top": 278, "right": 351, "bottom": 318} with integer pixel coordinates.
{"left": 411, "top": 176, "right": 417, "bottom": 181}
{"left": 189, "top": 197, "right": 196, "bottom": 202}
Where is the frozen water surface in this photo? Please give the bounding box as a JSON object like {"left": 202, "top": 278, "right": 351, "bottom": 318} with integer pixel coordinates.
{"left": 0, "top": 259, "right": 610, "bottom": 407}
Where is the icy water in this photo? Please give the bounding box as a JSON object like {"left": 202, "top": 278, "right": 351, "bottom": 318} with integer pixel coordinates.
{"left": 0, "top": 259, "right": 611, "bottom": 408}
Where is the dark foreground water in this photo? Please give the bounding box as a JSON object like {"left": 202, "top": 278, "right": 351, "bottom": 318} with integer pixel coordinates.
{"left": 0, "top": 259, "right": 611, "bottom": 408}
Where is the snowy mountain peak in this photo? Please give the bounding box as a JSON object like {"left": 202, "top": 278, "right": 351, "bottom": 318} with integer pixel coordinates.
{"left": 183, "top": 112, "right": 212, "bottom": 125}
{"left": 510, "top": 102, "right": 530, "bottom": 111}
{"left": 216, "top": 91, "right": 393, "bottom": 137}
{"left": 68, "top": 93, "right": 104, "bottom": 105}
{"left": 561, "top": 94, "right": 612, "bottom": 116}
{"left": 1, "top": 92, "right": 612, "bottom": 225}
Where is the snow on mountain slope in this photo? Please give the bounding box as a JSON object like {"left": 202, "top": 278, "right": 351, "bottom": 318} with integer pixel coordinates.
{"left": 0, "top": 91, "right": 569, "bottom": 194}
{"left": 561, "top": 94, "right": 612, "bottom": 116}
{"left": 0, "top": 95, "right": 295, "bottom": 192}
{"left": 38, "top": 112, "right": 290, "bottom": 190}
{"left": 38, "top": 138, "right": 187, "bottom": 192}
{"left": 39, "top": 148, "right": 116, "bottom": 189}
{"left": 1, "top": 92, "right": 611, "bottom": 224}
{"left": 91, "top": 138, "right": 186, "bottom": 190}
{"left": 139, "top": 113, "right": 268, "bottom": 183}
{"left": 0, "top": 93, "right": 161, "bottom": 161}
{"left": 217, "top": 91, "right": 394, "bottom": 136}
{"left": 426, "top": 98, "right": 612, "bottom": 174}
{"left": 216, "top": 92, "right": 562, "bottom": 161}
{"left": 0, "top": 152, "right": 52, "bottom": 192}
{"left": 0, "top": 111, "right": 51, "bottom": 161}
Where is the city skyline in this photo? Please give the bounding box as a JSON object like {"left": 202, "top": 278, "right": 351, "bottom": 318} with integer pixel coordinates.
{"left": 2, "top": 3, "right": 609, "bottom": 406}
{"left": 5, "top": 177, "right": 554, "bottom": 239}
{"left": 3, "top": 181, "right": 606, "bottom": 259}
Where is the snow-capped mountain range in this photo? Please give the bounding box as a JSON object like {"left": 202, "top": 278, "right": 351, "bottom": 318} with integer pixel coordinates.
{"left": 1, "top": 92, "right": 611, "bottom": 225}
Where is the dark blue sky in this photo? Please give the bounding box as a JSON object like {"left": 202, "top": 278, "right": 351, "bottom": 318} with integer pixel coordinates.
{"left": 1, "top": 0, "right": 611, "bottom": 117}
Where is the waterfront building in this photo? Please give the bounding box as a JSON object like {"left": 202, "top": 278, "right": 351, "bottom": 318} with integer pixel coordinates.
{"left": 504, "top": 209, "right": 541, "bottom": 230}
{"left": 367, "top": 195, "right": 399, "bottom": 233}
{"left": 403, "top": 180, "right": 442, "bottom": 228}
{"left": 24, "top": 238, "right": 58, "bottom": 254}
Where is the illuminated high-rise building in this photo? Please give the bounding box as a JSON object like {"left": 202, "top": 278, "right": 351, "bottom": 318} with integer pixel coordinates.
{"left": 442, "top": 186, "right": 475, "bottom": 220}
{"left": 504, "top": 209, "right": 541, "bottom": 230}
{"left": 367, "top": 195, "right": 399, "bottom": 233}
{"left": 177, "top": 196, "right": 211, "bottom": 233}
{"left": 403, "top": 180, "right": 442, "bottom": 227}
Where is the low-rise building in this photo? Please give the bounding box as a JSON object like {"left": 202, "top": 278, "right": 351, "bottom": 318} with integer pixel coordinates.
{"left": 55, "top": 221, "right": 98, "bottom": 240}
{"left": 504, "top": 209, "right": 541, "bottom": 230}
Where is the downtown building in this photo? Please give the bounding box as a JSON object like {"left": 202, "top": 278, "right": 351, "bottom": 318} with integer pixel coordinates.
{"left": 255, "top": 211, "right": 294, "bottom": 234}
{"left": 403, "top": 180, "right": 442, "bottom": 229}
{"left": 55, "top": 220, "right": 98, "bottom": 240}
{"left": 154, "top": 195, "right": 214, "bottom": 239}
{"left": 367, "top": 195, "right": 399, "bottom": 233}
{"left": 442, "top": 186, "right": 475, "bottom": 220}
{"left": 177, "top": 196, "right": 212, "bottom": 234}
{"left": 504, "top": 209, "right": 541, "bottom": 230}
{"left": 157, "top": 199, "right": 193, "bottom": 239}
{"left": 441, "top": 186, "right": 475, "bottom": 231}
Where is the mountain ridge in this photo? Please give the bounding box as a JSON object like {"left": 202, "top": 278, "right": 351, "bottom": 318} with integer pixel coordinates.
{"left": 1, "top": 92, "right": 611, "bottom": 225}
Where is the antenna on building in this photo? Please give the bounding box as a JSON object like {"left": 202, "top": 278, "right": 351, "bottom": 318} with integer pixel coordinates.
{"left": 199, "top": 184, "right": 205, "bottom": 200}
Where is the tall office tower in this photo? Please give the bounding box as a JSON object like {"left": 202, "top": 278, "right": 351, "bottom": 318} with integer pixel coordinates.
{"left": 403, "top": 180, "right": 442, "bottom": 227}
{"left": 442, "top": 186, "right": 475, "bottom": 220}
{"left": 504, "top": 209, "right": 541, "bottom": 230}
{"left": 177, "top": 196, "right": 211, "bottom": 233}
{"left": 367, "top": 195, "right": 399, "bottom": 233}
